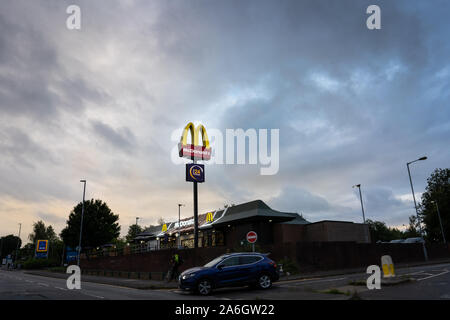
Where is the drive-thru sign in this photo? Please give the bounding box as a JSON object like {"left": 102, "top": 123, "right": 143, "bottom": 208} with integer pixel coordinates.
{"left": 246, "top": 231, "right": 257, "bottom": 243}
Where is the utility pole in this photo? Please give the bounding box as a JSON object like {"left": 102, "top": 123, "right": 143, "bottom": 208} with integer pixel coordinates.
{"left": 432, "top": 200, "right": 446, "bottom": 244}
{"left": 178, "top": 204, "right": 184, "bottom": 248}
{"left": 15, "top": 223, "right": 21, "bottom": 264}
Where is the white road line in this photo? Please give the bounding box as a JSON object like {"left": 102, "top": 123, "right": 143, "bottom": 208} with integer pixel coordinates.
{"left": 38, "top": 283, "right": 49, "bottom": 287}
{"left": 55, "top": 287, "right": 68, "bottom": 291}
{"left": 403, "top": 271, "right": 427, "bottom": 276}
{"left": 279, "top": 277, "right": 347, "bottom": 286}
{"left": 417, "top": 270, "right": 449, "bottom": 281}
{"left": 83, "top": 293, "right": 105, "bottom": 299}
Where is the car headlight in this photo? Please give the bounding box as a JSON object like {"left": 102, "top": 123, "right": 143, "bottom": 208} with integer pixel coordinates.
{"left": 182, "top": 273, "right": 196, "bottom": 280}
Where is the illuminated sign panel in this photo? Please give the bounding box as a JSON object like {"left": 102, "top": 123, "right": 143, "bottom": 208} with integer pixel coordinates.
{"left": 186, "top": 163, "right": 205, "bottom": 183}
{"left": 36, "top": 240, "right": 48, "bottom": 252}
{"left": 178, "top": 122, "right": 211, "bottom": 161}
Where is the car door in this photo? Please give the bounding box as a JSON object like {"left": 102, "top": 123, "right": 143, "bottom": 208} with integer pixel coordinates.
{"left": 216, "top": 256, "right": 242, "bottom": 287}
{"left": 238, "top": 256, "right": 262, "bottom": 282}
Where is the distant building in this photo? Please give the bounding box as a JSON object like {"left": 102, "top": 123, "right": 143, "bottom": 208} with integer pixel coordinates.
{"left": 135, "top": 200, "right": 370, "bottom": 249}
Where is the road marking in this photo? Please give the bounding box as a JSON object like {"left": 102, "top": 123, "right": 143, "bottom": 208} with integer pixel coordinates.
{"left": 278, "top": 277, "right": 347, "bottom": 286}
{"left": 83, "top": 293, "right": 105, "bottom": 299}
{"left": 403, "top": 271, "right": 427, "bottom": 276}
{"left": 417, "top": 270, "right": 449, "bottom": 281}
{"left": 38, "top": 283, "right": 49, "bottom": 287}
{"left": 55, "top": 287, "right": 68, "bottom": 291}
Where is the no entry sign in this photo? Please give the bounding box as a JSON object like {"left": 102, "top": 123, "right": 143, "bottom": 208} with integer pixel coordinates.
{"left": 246, "top": 231, "right": 258, "bottom": 243}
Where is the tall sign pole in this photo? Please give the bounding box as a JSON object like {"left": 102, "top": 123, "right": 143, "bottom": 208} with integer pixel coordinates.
{"left": 15, "top": 223, "right": 21, "bottom": 263}
{"left": 193, "top": 176, "right": 198, "bottom": 248}
{"left": 179, "top": 122, "right": 211, "bottom": 249}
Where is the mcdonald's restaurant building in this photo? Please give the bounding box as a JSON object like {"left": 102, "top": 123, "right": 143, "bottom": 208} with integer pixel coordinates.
{"left": 135, "top": 200, "right": 370, "bottom": 249}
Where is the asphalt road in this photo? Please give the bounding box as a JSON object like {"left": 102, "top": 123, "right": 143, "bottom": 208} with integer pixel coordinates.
{"left": 0, "top": 269, "right": 211, "bottom": 300}
{"left": 1, "top": 262, "right": 449, "bottom": 300}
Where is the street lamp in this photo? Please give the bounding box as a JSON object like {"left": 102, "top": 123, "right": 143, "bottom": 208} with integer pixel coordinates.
{"left": 352, "top": 184, "right": 366, "bottom": 223}
{"left": 406, "top": 156, "right": 428, "bottom": 260}
{"left": 431, "top": 200, "right": 446, "bottom": 244}
{"left": 77, "top": 180, "right": 86, "bottom": 266}
{"left": 178, "top": 204, "right": 185, "bottom": 248}
{"left": 15, "top": 223, "right": 21, "bottom": 264}
{"left": 353, "top": 184, "right": 369, "bottom": 243}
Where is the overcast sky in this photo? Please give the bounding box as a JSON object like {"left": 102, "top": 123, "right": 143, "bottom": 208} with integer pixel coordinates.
{"left": 1, "top": 0, "right": 449, "bottom": 243}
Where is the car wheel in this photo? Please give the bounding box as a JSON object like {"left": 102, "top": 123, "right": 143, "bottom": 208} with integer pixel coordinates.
{"left": 257, "top": 274, "right": 272, "bottom": 289}
{"left": 197, "top": 279, "right": 213, "bottom": 295}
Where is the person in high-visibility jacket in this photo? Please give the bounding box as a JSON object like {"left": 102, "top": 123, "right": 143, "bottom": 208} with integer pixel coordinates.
{"left": 170, "top": 253, "right": 183, "bottom": 281}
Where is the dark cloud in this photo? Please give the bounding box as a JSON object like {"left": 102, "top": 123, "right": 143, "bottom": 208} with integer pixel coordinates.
{"left": 91, "top": 120, "right": 136, "bottom": 152}
{"left": 268, "top": 186, "right": 330, "bottom": 214}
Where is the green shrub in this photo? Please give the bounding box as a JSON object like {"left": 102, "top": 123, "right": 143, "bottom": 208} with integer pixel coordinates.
{"left": 22, "top": 258, "right": 59, "bottom": 270}
{"left": 277, "top": 257, "right": 299, "bottom": 275}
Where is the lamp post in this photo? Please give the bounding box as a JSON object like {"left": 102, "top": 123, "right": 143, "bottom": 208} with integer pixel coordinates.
{"left": 407, "top": 156, "right": 428, "bottom": 260}
{"left": 353, "top": 184, "right": 369, "bottom": 242}
{"left": 431, "top": 200, "right": 446, "bottom": 244}
{"left": 352, "top": 184, "right": 366, "bottom": 223}
{"left": 77, "top": 180, "right": 86, "bottom": 266}
{"left": 178, "top": 204, "right": 185, "bottom": 248}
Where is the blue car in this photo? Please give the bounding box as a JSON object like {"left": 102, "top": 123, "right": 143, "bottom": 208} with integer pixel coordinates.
{"left": 178, "top": 252, "right": 279, "bottom": 295}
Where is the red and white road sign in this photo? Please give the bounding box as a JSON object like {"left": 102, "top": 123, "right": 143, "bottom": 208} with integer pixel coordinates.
{"left": 246, "top": 231, "right": 258, "bottom": 243}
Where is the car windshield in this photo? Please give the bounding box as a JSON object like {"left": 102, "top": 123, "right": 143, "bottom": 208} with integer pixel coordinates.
{"left": 204, "top": 256, "right": 225, "bottom": 268}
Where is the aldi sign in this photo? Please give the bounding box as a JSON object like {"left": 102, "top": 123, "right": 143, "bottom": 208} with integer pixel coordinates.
{"left": 36, "top": 240, "right": 48, "bottom": 252}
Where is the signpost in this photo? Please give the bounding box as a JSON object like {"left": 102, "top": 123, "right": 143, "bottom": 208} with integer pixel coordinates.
{"left": 179, "top": 122, "right": 211, "bottom": 248}
{"left": 246, "top": 231, "right": 258, "bottom": 252}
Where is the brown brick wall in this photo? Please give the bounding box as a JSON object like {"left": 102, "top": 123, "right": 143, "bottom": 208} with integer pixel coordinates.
{"left": 81, "top": 242, "right": 450, "bottom": 274}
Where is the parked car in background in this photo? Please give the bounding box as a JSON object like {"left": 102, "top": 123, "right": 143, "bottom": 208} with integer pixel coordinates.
{"left": 390, "top": 239, "right": 404, "bottom": 243}
{"left": 178, "top": 252, "right": 279, "bottom": 295}
{"left": 404, "top": 237, "right": 425, "bottom": 243}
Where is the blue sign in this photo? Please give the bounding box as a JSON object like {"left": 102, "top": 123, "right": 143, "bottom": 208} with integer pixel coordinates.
{"left": 65, "top": 247, "right": 78, "bottom": 262}
{"left": 186, "top": 163, "right": 205, "bottom": 183}
{"left": 36, "top": 240, "right": 48, "bottom": 252}
{"left": 35, "top": 252, "right": 48, "bottom": 259}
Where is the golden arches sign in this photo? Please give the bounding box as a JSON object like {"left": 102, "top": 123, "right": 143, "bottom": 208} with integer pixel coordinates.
{"left": 206, "top": 212, "right": 214, "bottom": 222}
{"left": 178, "top": 122, "right": 212, "bottom": 160}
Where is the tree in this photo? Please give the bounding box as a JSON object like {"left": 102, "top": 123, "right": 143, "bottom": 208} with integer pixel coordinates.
{"left": 366, "top": 219, "right": 404, "bottom": 243}
{"left": 60, "top": 199, "right": 121, "bottom": 250}
{"left": 404, "top": 215, "right": 421, "bottom": 238}
{"left": 0, "top": 235, "right": 21, "bottom": 259}
{"left": 419, "top": 168, "right": 450, "bottom": 243}
{"left": 157, "top": 217, "right": 165, "bottom": 225}
{"left": 125, "top": 224, "right": 143, "bottom": 242}
{"left": 28, "top": 221, "right": 59, "bottom": 244}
